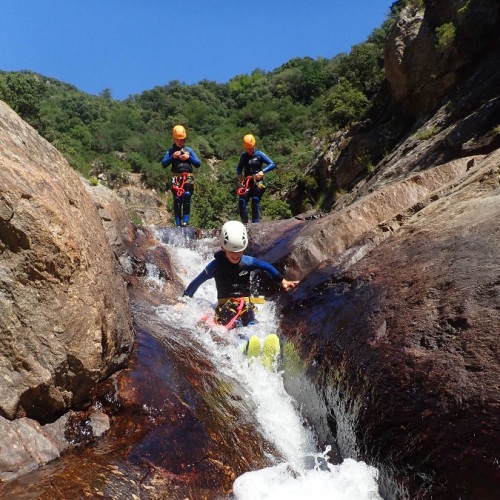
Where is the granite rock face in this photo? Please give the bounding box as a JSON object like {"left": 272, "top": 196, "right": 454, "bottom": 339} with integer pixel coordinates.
{"left": 270, "top": 149, "right": 500, "bottom": 498}
{"left": 384, "top": 0, "right": 499, "bottom": 117}
{"left": 291, "top": 0, "right": 500, "bottom": 209}
{"left": 0, "top": 101, "right": 134, "bottom": 422}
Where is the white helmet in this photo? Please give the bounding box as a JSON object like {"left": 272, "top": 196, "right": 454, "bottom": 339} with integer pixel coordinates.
{"left": 220, "top": 221, "right": 248, "bottom": 252}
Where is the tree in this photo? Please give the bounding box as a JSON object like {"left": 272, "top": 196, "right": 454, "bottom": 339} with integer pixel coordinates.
{"left": 323, "top": 80, "right": 369, "bottom": 128}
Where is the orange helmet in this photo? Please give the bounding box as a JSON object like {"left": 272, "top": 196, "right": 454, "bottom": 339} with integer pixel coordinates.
{"left": 172, "top": 125, "right": 187, "bottom": 140}
{"left": 243, "top": 134, "right": 256, "bottom": 151}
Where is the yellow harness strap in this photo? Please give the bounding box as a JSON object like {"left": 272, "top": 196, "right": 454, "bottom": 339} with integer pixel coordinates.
{"left": 217, "top": 296, "right": 265, "bottom": 306}
{"left": 172, "top": 173, "right": 194, "bottom": 182}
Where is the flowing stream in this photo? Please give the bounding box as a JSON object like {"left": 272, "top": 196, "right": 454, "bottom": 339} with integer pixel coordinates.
{"left": 152, "top": 228, "right": 381, "bottom": 499}
{"left": 0, "top": 228, "right": 382, "bottom": 499}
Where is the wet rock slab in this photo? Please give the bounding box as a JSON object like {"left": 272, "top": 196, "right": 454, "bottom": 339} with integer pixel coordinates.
{"left": 1, "top": 288, "right": 278, "bottom": 499}
{"left": 277, "top": 155, "right": 500, "bottom": 498}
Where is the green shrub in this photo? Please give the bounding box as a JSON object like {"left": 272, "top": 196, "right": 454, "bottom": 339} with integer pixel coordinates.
{"left": 260, "top": 197, "right": 293, "bottom": 220}
{"left": 416, "top": 126, "right": 436, "bottom": 140}
{"left": 129, "top": 210, "right": 142, "bottom": 226}
{"left": 436, "top": 23, "right": 456, "bottom": 51}
{"left": 458, "top": 0, "right": 472, "bottom": 16}
{"left": 323, "top": 80, "right": 369, "bottom": 128}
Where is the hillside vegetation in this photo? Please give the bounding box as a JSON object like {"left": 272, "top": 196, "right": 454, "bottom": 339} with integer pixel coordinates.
{"left": 0, "top": 4, "right": 401, "bottom": 228}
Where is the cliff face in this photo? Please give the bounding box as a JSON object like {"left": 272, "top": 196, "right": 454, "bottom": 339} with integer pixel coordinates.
{"left": 0, "top": 101, "right": 134, "bottom": 422}
{"left": 261, "top": 150, "right": 499, "bottom": 498}
{"left": 385, "top": 0, "right": 499, "bottom": 116}
{"left": 293, "top": 0, "right": 500, "bottom": 207}
{"left": 248, "top": 2, "right": 500, "bottom": 497}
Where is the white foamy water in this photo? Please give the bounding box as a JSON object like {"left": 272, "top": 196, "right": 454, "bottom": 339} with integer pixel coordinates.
{"left": 154, "top": 228, "right": 381, "bottom": 499}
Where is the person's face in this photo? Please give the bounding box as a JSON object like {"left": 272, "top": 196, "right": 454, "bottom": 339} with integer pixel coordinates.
{"left": 224, "top": 248, "right": 244, "bottom": 264}
{"left": 175, "top": 137, "right": 186, "bottom": 148}
{"left": 244, "top": 145, "right": 255, "bottom": 155}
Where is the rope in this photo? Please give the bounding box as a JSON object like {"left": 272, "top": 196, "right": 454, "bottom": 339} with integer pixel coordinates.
{"left": 172, "top": 172, "right": 188, "bottom": 197}
{"left": 237, "top": 175, "right": 254, "bottom": 196}
{"left": 225, "top": 297, "right": 246, "bottom": 330}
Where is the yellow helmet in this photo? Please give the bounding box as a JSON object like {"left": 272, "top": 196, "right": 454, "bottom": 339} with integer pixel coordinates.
{"left": 243, "top": 134, "right": 256, "bottom": 151}
{"left": 172, "top": 125, "right": 187, "bottom": 140}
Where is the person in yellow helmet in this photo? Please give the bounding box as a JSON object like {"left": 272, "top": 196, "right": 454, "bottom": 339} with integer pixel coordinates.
{"left": 161, "top": 125, "right": 201, "bottom": 227}
{"left": 236, "top": 134, "right": 276, "bottom": 223}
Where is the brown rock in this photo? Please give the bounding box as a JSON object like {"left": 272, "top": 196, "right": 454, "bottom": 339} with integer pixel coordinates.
{"left": 0, "top": 100, "right": 134, "bottom": 421}
{"left": 82, "top": 179, "right": 135, "bottom": 260}
{"left": 278, "top": 156, "right": 475, "bottom": 280}
{"left": 116, "top": 184, "right": 171, "bottom": 227}
{"left": 384, "top": 1, "right": 500, "bottom": 117}
{"left": 384, "top": 4, "right": 463, "bottom": 117}
{"left": 278, "top": 149, "right": 500, "bottom": 498}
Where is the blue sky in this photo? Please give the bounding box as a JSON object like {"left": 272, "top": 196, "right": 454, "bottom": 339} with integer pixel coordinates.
{"left": 1, "top": 0, "right": 394, "bottom": 100}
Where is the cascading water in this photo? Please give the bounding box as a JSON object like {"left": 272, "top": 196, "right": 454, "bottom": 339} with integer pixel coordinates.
{"left": 154, "top": 228, "right": 381, "bottom": 499}
{"left": 0, "top": 226, "right": 383, "bottom": 498}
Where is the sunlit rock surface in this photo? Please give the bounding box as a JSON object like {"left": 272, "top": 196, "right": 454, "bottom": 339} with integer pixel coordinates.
{"left": 0, "top": 231, "right": 277, "bottom": 498}
{"left": 384, "top": 0, "right": 499, "bottom": 117}
{"left": 272, "top": 149, "right": 500, "bottom": 498}
{"left": 0, "top": 100, "right": 133, "bottom": 422}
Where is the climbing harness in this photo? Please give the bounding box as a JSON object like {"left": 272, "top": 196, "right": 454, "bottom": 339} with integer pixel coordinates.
{"left": 237, "top": 175, "right": 254, "bottom": 196}
{"left": 172, "top": 172, "right": 194, "bottom": 197}
{"left": 215, "top": 296, "right": 263, "bottom": 330}
{"left": 217, "top": 296, "right": 265, "bottom": 306}
{"left": 224, "top": 297, "right": 246, "bottom": 330}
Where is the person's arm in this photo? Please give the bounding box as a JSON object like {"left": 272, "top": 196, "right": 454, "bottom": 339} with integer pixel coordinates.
{"left": 183, "top": 260, "right": 216, "bottom": 297}
{"left": 236, "top": 153, "right": 246, "bottom": 182}
{"left": 161, "top": 147, "right": 174, "bottom": 167}
{"left": 254, "top": 151, "right": 275, "bottom": 181}
{"left": 259, "top": 151, "right": 275, "bottom": 174}
{"left": 280, "top": 278, "right": 299, "bottom": 291}
{"left": 185, "top": 147, "right": 201, "bottom": 168}
{"left": 245, "top": 256, "right": 299, "bottom": 291}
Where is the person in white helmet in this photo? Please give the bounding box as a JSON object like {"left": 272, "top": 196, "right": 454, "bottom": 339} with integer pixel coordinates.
{"left": 183, "top": 220, "right": 298, "bottom": 328}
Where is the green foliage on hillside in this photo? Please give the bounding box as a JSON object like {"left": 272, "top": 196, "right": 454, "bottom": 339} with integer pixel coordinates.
{"left": 435, "top": 22, "right": 456, "bottom": 51}
{"left": 0, "top": 13, "right": 394, "bottom": 228}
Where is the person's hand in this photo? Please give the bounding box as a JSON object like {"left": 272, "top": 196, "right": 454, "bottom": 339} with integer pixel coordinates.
{"left": 254, "top": 170, "right": 264, "bottom": 181}
{"left": 179, "top": 152, "right": 190, "bottom": 161}
{"left": 281, "top": 278, "right": 299, "bottom": 291}
{"left": 173, "top": 151, "right": 181, "bottom": 159}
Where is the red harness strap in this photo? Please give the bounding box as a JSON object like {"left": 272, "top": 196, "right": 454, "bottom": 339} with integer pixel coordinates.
{"left": 237, "top": 175, "right": 254, "bottom": 196}
{"left": 172, "top": 172, "right": 188, "bottom": 197}
{"left": 224, "top": 297, "right": 246, "bottom": 330}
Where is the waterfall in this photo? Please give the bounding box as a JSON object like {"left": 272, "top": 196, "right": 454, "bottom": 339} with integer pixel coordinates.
{"left": 154, "top": 228, "right": 381, "bottom": 499}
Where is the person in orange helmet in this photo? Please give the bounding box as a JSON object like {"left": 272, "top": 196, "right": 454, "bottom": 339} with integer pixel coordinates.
{"left": 161, "top": 125, "right": 201, "bottom": 227}
{"left": 236, "top": 134, "right": 275, "bottom": 223}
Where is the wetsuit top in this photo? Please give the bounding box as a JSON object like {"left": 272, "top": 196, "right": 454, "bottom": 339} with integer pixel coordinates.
{"left": 236, "top": 150, "right": 275, "bottom": 178}
{"left": 183, "top": 250, "right": 283, "bottom": 299}
{"left": 162, "top": 145, "right": 201, "bottom": 174}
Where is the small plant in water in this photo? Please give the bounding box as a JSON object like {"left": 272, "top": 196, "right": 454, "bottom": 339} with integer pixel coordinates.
{"left": 458, "top": 0, "right": 472, "bottom": 16}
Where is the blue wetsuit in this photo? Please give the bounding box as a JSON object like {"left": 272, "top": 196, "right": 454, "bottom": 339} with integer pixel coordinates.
{"left": 162, "top": 145, "right": 201, "bottom": 226}
{"left": 236, "top": 150, "right": 275, "bottom": 223}
{"left": 184, "top": 250, "right": 283, "bottom": 327}
{"left": 184, "top": 250, "right": 282, "bottom": 299}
